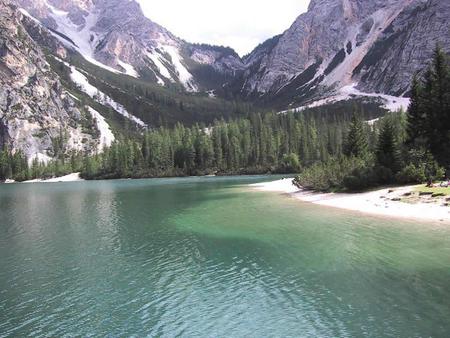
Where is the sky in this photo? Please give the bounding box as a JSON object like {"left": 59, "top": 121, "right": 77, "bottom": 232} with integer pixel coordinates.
{"left": 137, "top": 0, "right": 311, "bottom": 56}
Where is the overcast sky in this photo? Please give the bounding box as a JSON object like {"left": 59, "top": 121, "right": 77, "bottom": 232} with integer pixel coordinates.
{"left": 137, "top": 0, "right": 311, "bottom": 56}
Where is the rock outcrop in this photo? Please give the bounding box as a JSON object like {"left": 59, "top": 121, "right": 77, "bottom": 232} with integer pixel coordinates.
{"left": 0, "top": 0, "right": 97, "bottom": 161}
{"left": 240, "top": 0, "right": 450, "bottom": 105}
{"left": 354, "top": 0, "right": 450, "bottom": 95}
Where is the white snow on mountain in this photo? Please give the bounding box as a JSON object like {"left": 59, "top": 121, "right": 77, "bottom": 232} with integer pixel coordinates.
{"left": 146, "top": 45, "right": 197, "bottom": 91}
{"left": 117, "top": 60, "right": 139, "bottom": 78}
{"left": 146, "top": 50, "right": 173, "bottom": 81}
{"left": 18, "top": 8, "right": 41, "bottom": 24}
{"left": 45, "top": 0, "right": 68, "bottom": 16}
{"left": 87, "top": 107, "right": 115, "bottom": 151}
{"left": 340, "top": 84, "right": 410, "bottom": 112}
{"left": 42, "top": 2, "right": 138, "bottom": 76}
{"left": 283, "top": 83, "right": 410, "bottom": 113}
{"left": 68, "top": 64, "right": 147, "bottom": 127}
{"left": 322, "top": 7, "right": 406, "bottom": 88}
{"left": 160, "top": 45, "right": 197, "bottom": 91}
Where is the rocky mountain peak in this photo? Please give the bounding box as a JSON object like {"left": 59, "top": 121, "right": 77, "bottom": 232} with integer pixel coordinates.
{"left": 15, "top": 0, "right": 245, "bottom": 92}
{"left": 237, "top": 0, "right": 448, "bottom": 111}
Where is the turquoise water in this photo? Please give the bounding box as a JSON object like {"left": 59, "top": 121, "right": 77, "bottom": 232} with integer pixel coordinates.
{"left": 0, "top": 176, "right": 449, "bottom": 337}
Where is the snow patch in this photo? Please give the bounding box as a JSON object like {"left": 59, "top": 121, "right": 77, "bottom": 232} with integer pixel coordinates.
{"left": 160, "top": 45, "right": 197, "bottom": 91}
{"left": 66, "top": 92, "right": 80, "bottom": 101}
{"left": 146, "top": 51, "right": 173, "bottom": 81}
{"left": 45, "top": 1, "right": 69, "bottom": 16}
{"left": 340, "top": 84, "right": 410, "bottom": 112}
{"left": 284, "top": 83, "right": 410, "bottom": 113}
{"left": 87, "top": 107, "right": 115, "bottom": 151}
{"left": 18, "top": 8, "right": 41, "bottom": 25}
{"left": 45, "top": 3, "right": 127, "bottom": 75}
{"left": 118, "top": 60, "right": 139, "bottom": 78}
{"left": 69, "top": 65, "right": 147, "bottom": 127}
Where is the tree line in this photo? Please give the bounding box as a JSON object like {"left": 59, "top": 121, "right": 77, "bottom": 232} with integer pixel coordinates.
{"left": 0, "top": 102, "right": 376, "bottom": 182}
{"left": 80, "top": 107, "right": 367, "bottom": 180}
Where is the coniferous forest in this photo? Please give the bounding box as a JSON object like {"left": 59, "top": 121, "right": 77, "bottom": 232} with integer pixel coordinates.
{"left": 296, "top": 46, "right": 450, "bottom": 191}
{"left": 1, "top": 47, "right": 449, "bottom": 192}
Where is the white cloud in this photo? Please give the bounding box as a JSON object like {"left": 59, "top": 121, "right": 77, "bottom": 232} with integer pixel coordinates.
{"left": 137, "top": 0, "right": 310, "bottom": 56}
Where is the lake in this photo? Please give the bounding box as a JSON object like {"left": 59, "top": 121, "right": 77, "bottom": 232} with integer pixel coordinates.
{"left": 1, "top": 176, "right": 449, "bottom": 337}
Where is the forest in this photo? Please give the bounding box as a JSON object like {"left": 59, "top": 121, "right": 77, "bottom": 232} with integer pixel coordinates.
{"left": 1, "top": 47, "right": 448, "bottom": 191}
{"left": 295, "top": 46, "right": 450, "bottom": 191}
{"left": 0, "top": 104, "right": 379, "bottom": 181}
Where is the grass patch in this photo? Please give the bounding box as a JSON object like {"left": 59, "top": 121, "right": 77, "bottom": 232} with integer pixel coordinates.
{"left": 415, "top": 185, "right": 450, "bottom": 196}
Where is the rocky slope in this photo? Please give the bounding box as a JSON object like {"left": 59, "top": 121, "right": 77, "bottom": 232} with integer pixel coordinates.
{"left": 354, "top": 0, "right": 450, "bottom": 95}
{"left": 0, "top": 0, "right": 100, "bottom": 162}
{"left": 16, "top": 0, "right": 245, "bottom": 92}
{"left": 15, "top": 0, "right": 450, "bottom": 108}
{"left": 240, "top": 0, "right": 450, "bottom": 108}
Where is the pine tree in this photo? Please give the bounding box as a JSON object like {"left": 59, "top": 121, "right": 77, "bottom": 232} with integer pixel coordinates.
{"left": 343, "top": 113, "right": 368, "bottom": 158}
{"left": 376, "top": 118, "right": 402, "bottom": 174}
{"left": 406, "top": 45, "right": 450, "bottom": 167}
{"left": 406, "top": 74, "right": 424, "bottom": 146}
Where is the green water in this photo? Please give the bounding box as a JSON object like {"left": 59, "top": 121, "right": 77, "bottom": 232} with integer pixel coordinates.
{"left": 0, "top": 176, "right": 449, "bottom": 337}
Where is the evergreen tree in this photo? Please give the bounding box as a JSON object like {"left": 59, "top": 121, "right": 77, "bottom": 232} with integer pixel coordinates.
{"left": 406, "top": 74, "right": 424, "bottom": 146}
{"left": 376, "top": 118, "right": 402, "bottom": 174}
{"left": 406, "top": 45, "right": 450, "bottom": 167}
{"left": 343, "top": 113, "right": 368, "bottom": 158}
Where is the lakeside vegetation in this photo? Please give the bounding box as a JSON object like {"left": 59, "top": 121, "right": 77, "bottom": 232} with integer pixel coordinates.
{"left": 295, "top": 46, "right": 450, "bottom": 192}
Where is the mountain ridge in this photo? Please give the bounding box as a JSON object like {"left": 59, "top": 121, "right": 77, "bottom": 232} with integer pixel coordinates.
{"left": 14, "top": 0, "right": 450, "bottom": 103}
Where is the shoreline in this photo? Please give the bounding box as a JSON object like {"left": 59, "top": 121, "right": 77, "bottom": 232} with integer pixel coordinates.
{"left": 250, "top": 179, "right": 450, "bottom": 223}
{"left": 6, "top": 173, "right": 84, "bottom": 184}
{"left": 3, "top": 173, "right": 285, "bottom": 185}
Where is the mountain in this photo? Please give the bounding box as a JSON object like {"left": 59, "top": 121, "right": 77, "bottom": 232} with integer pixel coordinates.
{"left": 16, "top": 0, "right": 245, "bottom": 92}
{"left": 239, "top": 0, "right": 450, "bottom": 110}
{"left": 15, "top": 0, "right": 450, "bottom": 109}
{"left": 0, "top": 0, "right": 100, "bottom": 161}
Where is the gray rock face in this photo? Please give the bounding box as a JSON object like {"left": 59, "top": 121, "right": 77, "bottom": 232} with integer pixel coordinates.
{"left": 241, "top": 0, "right": 450, "bottom": 102}
{"left": 0, "top": 0, "right": 97, "bottom": 161}
{"left": 354, "top": 0, "right": 450, "bottom": 95}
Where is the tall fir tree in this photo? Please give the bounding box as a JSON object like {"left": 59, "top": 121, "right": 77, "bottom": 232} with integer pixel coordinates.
{"left": 343, "top": 113, "right": 368, "bottom": 158}
{"left": 406, "top": 74, "right": 424, "bottom": 146}
{"left": 376, "top": 118, "right": 402, "bottom": 174}
{"left": 406, "top": 45, "right": 450, "bottom": 167}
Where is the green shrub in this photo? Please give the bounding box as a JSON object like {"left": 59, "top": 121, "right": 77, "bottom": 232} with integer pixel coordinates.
{"left": 343, "top": 165, "right": 377, "bottom": 191}
{"left": 279, "top": 153, "right": 301, "bottom": 173}
{"left": 396, "top": 164, "right": 426, "bottom": 184}
{"left": 373, "top": 165, "right": 394, "bottom": 184}
{"left": 294, "top": 156, "right": 375, "bottom": 192}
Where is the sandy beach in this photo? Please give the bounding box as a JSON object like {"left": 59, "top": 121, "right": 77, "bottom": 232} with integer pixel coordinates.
{"left": 22, "top": 173, "right": 84, "bottom": 183}
{"left": 251, "top": 179, "right": 450, "bottom": 223}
